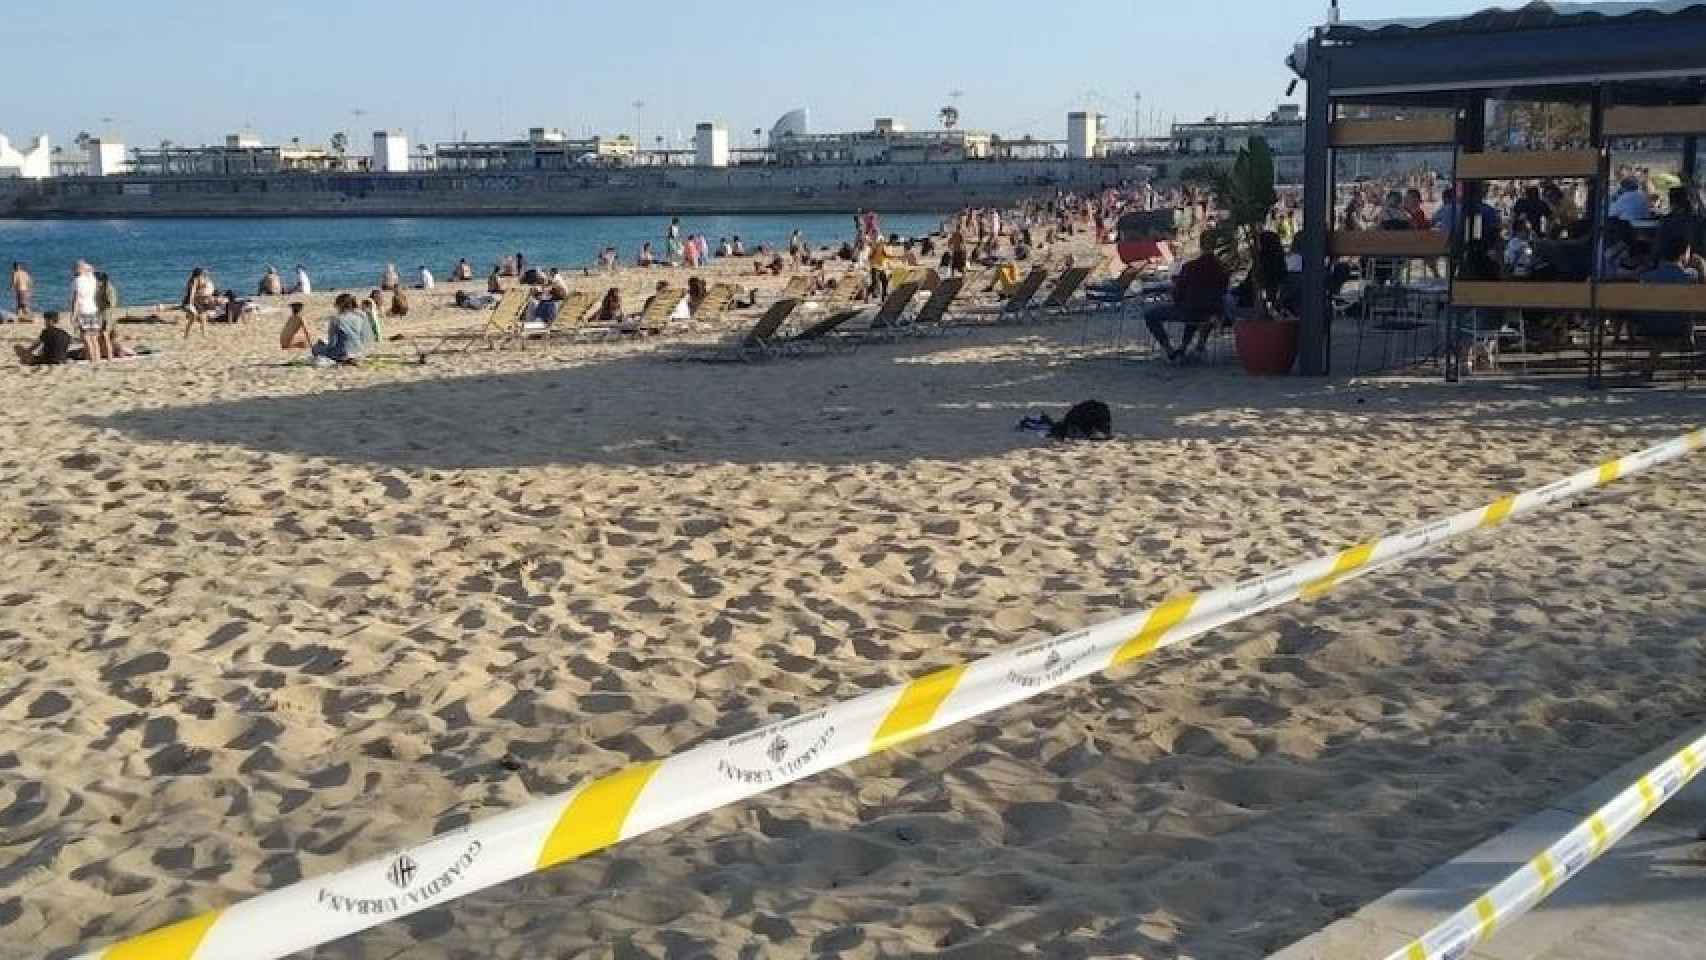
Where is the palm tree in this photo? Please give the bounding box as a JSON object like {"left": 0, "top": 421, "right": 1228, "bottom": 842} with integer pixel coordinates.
{"left": 1207, "top": 137, "right": 1279, "bottom": 318}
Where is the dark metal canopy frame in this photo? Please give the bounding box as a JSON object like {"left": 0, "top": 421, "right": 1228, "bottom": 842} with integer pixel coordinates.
{"left": 1293, "top": 1, "right": 1706, "bottom": 382}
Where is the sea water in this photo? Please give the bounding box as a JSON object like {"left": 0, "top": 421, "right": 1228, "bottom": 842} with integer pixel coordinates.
{"left": 0, "top": 213, "right": 944, "bottom": 306}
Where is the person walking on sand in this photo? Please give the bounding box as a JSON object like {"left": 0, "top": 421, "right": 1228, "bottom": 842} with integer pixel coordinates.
{"left": 10, "top": 262, "right": 31, "bottom": 320}
{"left": 68, "top": 261, "right": 102, "bottom": 362}
{"left": 292, "top": 264, "right": 312, "bottom": 295}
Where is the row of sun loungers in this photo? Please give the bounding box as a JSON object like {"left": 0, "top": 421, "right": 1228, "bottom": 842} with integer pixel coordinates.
{"left": 419, "top": 264, "right": 1153, "bottom": 363}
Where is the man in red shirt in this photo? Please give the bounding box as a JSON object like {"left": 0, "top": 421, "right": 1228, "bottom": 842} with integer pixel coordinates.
{"left": 1145, "top": 249, "right": 1230, "bottom": 362}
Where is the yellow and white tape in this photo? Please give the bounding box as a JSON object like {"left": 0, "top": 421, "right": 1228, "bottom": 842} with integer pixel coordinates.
{"left": 1385, "top": 726, "right": 1706, "bottom": 960}
{"left": 73, "top": 429, "right": 1705, "bottom": 960}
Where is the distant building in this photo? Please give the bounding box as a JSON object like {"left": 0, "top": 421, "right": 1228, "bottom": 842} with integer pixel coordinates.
{"left": 86, "top": 138, "right": 131, "bottom": 177}
{"left": 1172, "top": 104, "right": 1305, "bottom": 180}
{"left": 133, "top": 133, "right": 354, "bottom": 176}
{"left": 433, "top": 127, "right": 637, "bottom": 171}
{"left": 1066, "top": 111, "right": 1103, "bottom": 159}
{"left": 0, "top": 134, "right": 52, "bottom": 179}
{"left": 694, "top": 123, "right": 730, "bottom": 168}
{"left": 769, "top": 109, "right": 811, "bottom": 147}
{"left": 771, "top": 118, "right": 994, "bottom": 165}
{"left": 372, "top": 131, "right": 410, "bottom": 173}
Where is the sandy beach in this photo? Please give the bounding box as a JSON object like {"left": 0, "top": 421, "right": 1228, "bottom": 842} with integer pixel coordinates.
{"left": 2, "top": 253, "right": 1704, "bottom": 960}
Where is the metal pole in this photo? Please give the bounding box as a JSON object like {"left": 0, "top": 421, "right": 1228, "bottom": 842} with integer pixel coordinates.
{"left": 1589, "top": 84, "right": 1610, "bottom": 389}
{"left": 1299, "top": 32, "right": 1332, "bottom": 376}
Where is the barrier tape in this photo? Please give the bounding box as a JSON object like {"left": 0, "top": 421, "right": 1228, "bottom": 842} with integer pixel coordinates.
{"left": 73, "top": 429, "right": 1705, "bottom": 960}
{"left": 1385, "top": 724, "right": 1706, "bottom": 960}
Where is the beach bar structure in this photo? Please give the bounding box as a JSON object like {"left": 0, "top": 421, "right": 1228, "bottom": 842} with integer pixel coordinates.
{"left": 1293, "top": 1, "right": 1706, "bottom": 381}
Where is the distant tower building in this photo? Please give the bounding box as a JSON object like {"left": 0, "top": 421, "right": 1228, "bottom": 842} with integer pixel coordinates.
{"left": 373, "top": 130, "right": 410, "bottom": 172}
{"left": 86, "top": 138, "right": 131, "bottom": 176}
{"left": 1066, "top": 111, "right": 1100, "bottom": 159}
{"left": 694, "top": 123, "right": 729, "bottom": 167}
{"left": 769, "top": 108, "right": 811, "bottom": 147}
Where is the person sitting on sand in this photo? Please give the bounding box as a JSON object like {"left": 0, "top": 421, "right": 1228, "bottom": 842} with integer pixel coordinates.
{"left": 361, "top": 297, "right": 385, "bottom": 342}
{"left": 499, "top": 255, "right": 518, "bottom": 277}
{"left": 418, "top": 265, "right": 435, "bottom": 290}
{"left": 387, "top": 286, "right": 409, "bottom": 318}
{"left": 292, "top": 264, "right": 312, "bottom": 295}
{"left": 487, "top": 266, "right": 504, "bottom": 294}
{"left": 731, "top": 236, "right": 746, "bottom": 257}
{"left": 717, "top": 237, "right": 733, "bottom": 258}
{"left": 15, "top": 311, "right": 71, "bottom": 366}
{"left": 380, "top": 263, "right": 400, "bottom": 292}
{"left": 451, "top": 258, "right": 473, "bottom": 282}
{"left": 279, "top": 301, "right": 314, "bottom": 349}
{"left": 258, "top": 266, "right": 283, "bottom": 296}
{"left": 311, "top": 294, "right": 367, "bottom": 365}
{"left": 638, "top": 242, "right": 655, "bottom": 267}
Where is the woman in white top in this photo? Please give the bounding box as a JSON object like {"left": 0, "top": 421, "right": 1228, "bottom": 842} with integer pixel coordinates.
{"left": 69, "top": 261, "right": 101, "bottom": 360}
{"left": 381, "top": 263, "right": 400, "bottom": 292}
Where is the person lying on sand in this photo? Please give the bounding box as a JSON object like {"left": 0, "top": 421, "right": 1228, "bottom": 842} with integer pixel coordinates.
{"left": 279, "top": 302, "right": 313, "bottom": 349}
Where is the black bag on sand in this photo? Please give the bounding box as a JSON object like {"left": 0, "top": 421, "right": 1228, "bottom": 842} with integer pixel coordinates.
{"left": 1043, "top": 400, "right": 1112, "bottom": 441}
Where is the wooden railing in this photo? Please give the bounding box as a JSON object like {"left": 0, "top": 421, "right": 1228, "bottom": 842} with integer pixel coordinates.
{"left": 1329, "top": 118, "right": 1458, "bottom": 148}
{"left": 1456, "top": 150, "right": 1599, "bottom": 180}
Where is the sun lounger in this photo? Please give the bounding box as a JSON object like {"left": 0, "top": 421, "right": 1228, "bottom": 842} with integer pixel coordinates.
{"left": 537, "top": 290, "right": 597, "bottom": 343}
{"left": 1085, "top": 266, "right": 1144, "bottom": 312}
{"left": 691, "top": 283, "right": 738, "bottom": 328}
{"left": 674, "top": 298, "right": 800, "bottom": 362}
{"left": 416, "top": 287, "right": 529, "bottom": 357}
{"left": 990, "top": 267, "right": 1050, "bottom": 324}
{"left": 625, "top": 288, "right": 686, "bottom": 337}
{"left": 1035, "top": 267, "right": 1093, "bottom": 319}
{"left": 909, "top": 277, "right": 968, "bottom": 336}
{"left": 830, "top": 282, "right": 923, "bottom": 347}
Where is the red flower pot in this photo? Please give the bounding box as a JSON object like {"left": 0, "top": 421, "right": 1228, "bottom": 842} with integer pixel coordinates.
{"left": 1234, "top": 316, "right": 1299, "bottom": 376}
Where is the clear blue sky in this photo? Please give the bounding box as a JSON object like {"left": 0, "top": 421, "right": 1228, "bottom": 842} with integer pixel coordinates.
{"left": 5, "top": 0, "right": 1499, "bottom": 151}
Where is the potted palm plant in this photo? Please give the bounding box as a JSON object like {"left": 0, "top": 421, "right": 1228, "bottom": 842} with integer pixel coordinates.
{"left": 1210, "top": 138, "right": 1298, "bottom": 375}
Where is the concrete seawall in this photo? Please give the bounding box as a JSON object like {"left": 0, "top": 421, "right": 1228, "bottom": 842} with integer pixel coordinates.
{"left": 0, "top": 158, "right": 1162, "bottom": 218}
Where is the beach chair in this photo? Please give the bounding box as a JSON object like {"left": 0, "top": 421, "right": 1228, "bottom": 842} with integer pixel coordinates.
{"left": 691, "top": 283, "right": 738, "bottom": 328}
{"left": 1085, "top": 266, "right": 1143, "bottom": 313}
{"left": 416, "top": 287, "right": 529, "bottom": 358}
{"left": 775, "top": 275, "right": 811, "bottom": 303}
{"left": 992, "top": 267, "right": 1050, "bottom": 324}
{"left": 833, "top": 282, "right": 923, "bottom": 346}
{"left": 627, "top": 288, "right": 686, "bottom": 337}
{"left": 675, "top": 299, "right": 800, "bottom": 362}
{"left": 909, "top": 277, "right": 968, "bottom": 336}
{"left": 536, "top": 290, "right": 596, "bottom": 344}
{"left": 1034, "top": 266, "right": 1093, "bottom": 320}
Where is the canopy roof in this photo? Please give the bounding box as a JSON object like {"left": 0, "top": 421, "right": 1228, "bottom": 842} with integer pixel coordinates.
{"left": 1330, "top": 1, "right": 1706, "bottom": 40}
{"left": 1297, "top": 1, "right": 1706, "bottom": 96}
